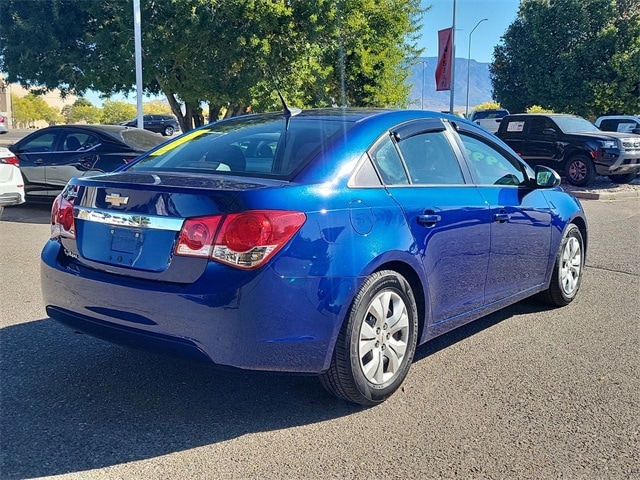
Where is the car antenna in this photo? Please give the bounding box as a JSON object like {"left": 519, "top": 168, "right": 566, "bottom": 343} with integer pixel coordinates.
{"left": 267, "top": 67, "right": 300, "bottom": 131}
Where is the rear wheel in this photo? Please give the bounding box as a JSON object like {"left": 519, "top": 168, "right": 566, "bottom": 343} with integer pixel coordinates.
{"left": 565, "top": 155, "right": 596, "bottom": 186}
{"left": 608, "top": 173, "right": 637, "bottom": 184}
{"left": 539, "top": 224, "right": 584, "bottom": 306}
{"left": 163, "top": 126, "right": 175, "bottom": 136}
{"left": 319, "top": 270, "right": 418, "bottom": 406}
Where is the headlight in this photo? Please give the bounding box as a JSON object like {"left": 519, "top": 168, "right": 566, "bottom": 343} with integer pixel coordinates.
{"left": 600, "top": 140, "right": 617, "bottom": 149}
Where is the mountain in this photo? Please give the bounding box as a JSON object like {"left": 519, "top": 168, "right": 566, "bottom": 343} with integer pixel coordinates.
{"left": 407, "top": 57, "right": 494, "bottom": 113}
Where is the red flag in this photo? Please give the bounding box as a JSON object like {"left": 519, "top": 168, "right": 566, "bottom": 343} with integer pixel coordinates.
{"left": 435, "top": 28, "right": 453, "bottom": 91}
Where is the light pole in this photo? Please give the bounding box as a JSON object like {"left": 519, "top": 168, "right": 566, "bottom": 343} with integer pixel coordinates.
{"left": 421, "top": 60, "right": 427, "bottom": 110}
{"left": 466, "top": 18, "right": 488, "bottom": 118}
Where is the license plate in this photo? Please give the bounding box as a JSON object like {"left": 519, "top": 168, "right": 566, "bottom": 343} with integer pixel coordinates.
{"left": 111, "top": 229, "right": 141, "bottom": 254}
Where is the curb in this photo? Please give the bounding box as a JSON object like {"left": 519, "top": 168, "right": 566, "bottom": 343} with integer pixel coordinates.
{"left": 570, "top": 190, "right": 640, "bottom": 201}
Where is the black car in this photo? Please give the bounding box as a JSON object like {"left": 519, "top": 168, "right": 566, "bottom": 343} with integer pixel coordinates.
{"left": 496, "top": 113, "right": 640, "bottom": 186}
{"left": 121, "top": 114, "right": 180, "bottom": 136}
{"left": 9, "top": 125, "right": 166, "bottom": 199}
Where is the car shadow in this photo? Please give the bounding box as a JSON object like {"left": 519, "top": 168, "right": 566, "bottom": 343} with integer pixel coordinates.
{"left": 1, "top": 298, "right": 548, "bottom": 478}
{"left": 0, "top": 202, "right": 52, "bottom": 224}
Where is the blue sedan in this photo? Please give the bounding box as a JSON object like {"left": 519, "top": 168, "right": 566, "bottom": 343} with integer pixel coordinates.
{"left": 41, "top": 109, "right": 587, "bottom": 405}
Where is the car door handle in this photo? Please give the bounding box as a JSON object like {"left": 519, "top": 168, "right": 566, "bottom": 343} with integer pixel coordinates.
{"left": 417, "top": 214, "right": 441, "bottom": 227}
{"left": 494, "top": 212, "right": 510, "bottom": 223}
{"left": 35, "top": 158, "right": 45, "bottom": 165}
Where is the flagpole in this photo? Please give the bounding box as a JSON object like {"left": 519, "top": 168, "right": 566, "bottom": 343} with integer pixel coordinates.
{"left": 449, "top": 0, "right": 457, "bottom": 115}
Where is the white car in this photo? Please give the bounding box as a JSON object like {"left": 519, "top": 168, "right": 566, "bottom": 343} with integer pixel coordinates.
{"left": 0, "top": 114, "right": 8, "bottom": 134}
{"left": 0, "top": 147, "right": 25, "bottom": 215}
{"left": 595, "top": 115, "right": 640, "bottom": 135}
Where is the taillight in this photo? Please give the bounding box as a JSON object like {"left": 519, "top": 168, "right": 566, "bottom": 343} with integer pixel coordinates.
{"left": 51, "top": 194, "right": 76, "bottom": 239}
{"left": 175, "top": 216, "right": 222, "bottom": 257}
{"left": 174, "top": 210, "right": 306, "bottom": 269}
{"left": 0, "top": 155, "right": 19, "bottom": 166}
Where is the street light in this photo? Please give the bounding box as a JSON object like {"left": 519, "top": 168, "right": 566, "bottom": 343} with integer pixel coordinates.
{"left": 465, "top": 18, "right": 488, "bottom": 118}
{"left": 421, "top": 60, "right": 427, "bottom": 110}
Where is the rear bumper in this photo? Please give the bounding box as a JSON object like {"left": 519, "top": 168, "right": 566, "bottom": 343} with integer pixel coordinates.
{"left": 41, "top": 240, "right": 354, "bottom": 374}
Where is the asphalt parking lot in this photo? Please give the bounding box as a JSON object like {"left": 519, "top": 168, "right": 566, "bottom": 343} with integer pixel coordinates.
{"left": 1, "top": 196, "right": 638, "bottom": 479}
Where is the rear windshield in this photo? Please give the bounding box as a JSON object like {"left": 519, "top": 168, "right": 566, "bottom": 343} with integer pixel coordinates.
{"left": 119, "top": 128, "right": 167, "bottom": 151}
{"left": 129, "top": 114, "right": 353, "bottom": 179}
{"left": 472, "top": 110, "right": 508, "bottom": 121}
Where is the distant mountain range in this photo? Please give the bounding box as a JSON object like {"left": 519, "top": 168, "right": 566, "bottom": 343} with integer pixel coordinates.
{"left": 407, "top": 57, "right": 494, "bottom": 113}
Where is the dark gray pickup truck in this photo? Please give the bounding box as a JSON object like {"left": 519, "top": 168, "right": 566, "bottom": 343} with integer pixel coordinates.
{"left": 496, "top": 113, "right": 640, "bottom": 186}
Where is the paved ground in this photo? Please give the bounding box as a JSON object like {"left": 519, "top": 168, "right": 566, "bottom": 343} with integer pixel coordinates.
{"left": 0, "top": 196, "right": 638, "bottom": 479}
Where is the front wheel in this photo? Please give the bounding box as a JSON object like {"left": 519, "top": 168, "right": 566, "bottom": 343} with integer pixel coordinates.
{"left": 608, "top": 173, "right": 637, "bottom": 184}
{"left": 163, "top": 126, "right": 175, "bottom": 136}
{"left": 565, "top": 155, "right": 596, "bottom": 186}
{"left": 319, "top": 270, "right": 418, "bottom": 406}
{"left": 539, "top": 224, "right": 584, "bottom": 307}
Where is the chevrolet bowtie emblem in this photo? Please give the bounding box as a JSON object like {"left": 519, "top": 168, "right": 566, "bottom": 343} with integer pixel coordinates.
{"left": 105, "top": 193, "right": 129, "bottom": 206}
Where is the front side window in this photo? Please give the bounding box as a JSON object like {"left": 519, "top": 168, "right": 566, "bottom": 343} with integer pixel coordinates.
{"left": 397, "top": 131, "right": 464, "bottom": 185}
{"left": 460, "top": 133, "right": 526, "bottom": 186}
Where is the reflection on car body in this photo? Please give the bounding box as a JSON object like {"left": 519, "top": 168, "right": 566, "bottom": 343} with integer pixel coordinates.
{"left": 41, "top": 108, "right": 588, "bottom": 405}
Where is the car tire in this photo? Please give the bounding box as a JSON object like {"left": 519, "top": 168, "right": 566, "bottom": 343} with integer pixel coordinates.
{"left": 539, "top": 224, "right": 584, "bottom": 307}
{"left": 608, "top": 173, "right": 637, "bottom": 184}
{"left": 319, "top": 270, "right": 418, "bottom": 406}
{"left": 565, "top": 155, "right": 596, "bottom": 186}
{"left": 163, "top": 126, "right": 175, "bottom": 136}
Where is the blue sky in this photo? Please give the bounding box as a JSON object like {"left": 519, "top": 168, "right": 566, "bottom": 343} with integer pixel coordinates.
{"left": 418, "top": 0, "right": 521, "bottom": 62}
{"left": 86, "top": 0, "right": 521, "bottom": 106}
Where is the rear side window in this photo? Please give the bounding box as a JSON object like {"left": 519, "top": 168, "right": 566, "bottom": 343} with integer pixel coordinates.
{"left": 130, "top": 116, "right": 353, "bottom": 179}
{"left": 397, "top": 131, "right": 464, "bottom": 185}
{"left": 369, "top": 136, "right": 409, "bottom": 185}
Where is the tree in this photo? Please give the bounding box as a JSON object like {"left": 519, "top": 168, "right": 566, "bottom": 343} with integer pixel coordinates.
{"left": 100, "top": 100, "right": 136, "bottom": 124}
{"left": 0, "top": 0, "right": 424, "bottom": 132}
{"left": 490, "top": 0, "right": 640, "bottom": 117}
{"left": 11, "top": 93, "right": 61, "bottom": 127}
{"left": 143, "top": 100, "right": 172, "bottom": 115}
{"left": 61, "top": 99, "right": 101, "bottom": 124}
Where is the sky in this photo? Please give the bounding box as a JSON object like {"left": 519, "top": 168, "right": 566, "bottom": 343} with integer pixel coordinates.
{"left": 418, "top": 0, "right": 521, "bottom": 62}
{"left": 85, "top": 0, "right": 522, "bottom": 107}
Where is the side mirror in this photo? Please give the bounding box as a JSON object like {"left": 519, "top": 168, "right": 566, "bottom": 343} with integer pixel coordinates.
{"left": 632, "top": 127, "right": 640, "bottom": 135}
{"left": 535, "top": 165, "right": 561, "bottom": 188}
{"left": 542, "top": 128, "right": 556, "bottom": 135}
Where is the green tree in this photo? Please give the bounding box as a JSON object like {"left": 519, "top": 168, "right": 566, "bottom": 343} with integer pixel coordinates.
{"left": 143, "top": 100, "right": 172, "bottom": 115}
{"left": 490, "top": 0, "right": 640, "bottom": 117}
{"left": 12, "top": 93, "right": 61, "bottom": 126}
{"left": 100, "top": 100, "right": 136, "bottom": 124}
{"left": 0, "top": 0, "right": 424, "bottom": 132}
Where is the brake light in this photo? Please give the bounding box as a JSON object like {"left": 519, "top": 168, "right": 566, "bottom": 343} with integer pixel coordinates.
{"left": 0, "top": 155, "right": 19, "bottom": 166}
{"left": 51, "top": 194, "right": 76, "bottom": 239}
{"left": 175, "top": 210, "right": 306, "bottom": 269}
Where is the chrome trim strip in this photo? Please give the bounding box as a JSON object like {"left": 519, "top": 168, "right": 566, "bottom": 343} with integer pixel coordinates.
{"left": 74, "top": 207, "right": 184, "bottom": 231}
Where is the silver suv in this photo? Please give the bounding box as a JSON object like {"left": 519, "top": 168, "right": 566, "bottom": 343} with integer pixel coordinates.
{"left": 595, "top": 115, "right": 640, "bottom": 135}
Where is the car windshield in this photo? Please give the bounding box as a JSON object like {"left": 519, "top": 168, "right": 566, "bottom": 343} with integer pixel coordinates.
{"left": 553, "top": 116, "right": 601, "bottom": 133}
{"left": 129, "top": 114, "right": 353, "bottom": 179}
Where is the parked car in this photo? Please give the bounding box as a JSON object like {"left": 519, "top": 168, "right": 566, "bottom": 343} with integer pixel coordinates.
{"left": 9, "top": 124, "right": 166, "bottom": 200}
{"left": 0, "top": 147, "right": 25, "bottom": 214}
{"left": 468, "top": 109, "right": 509, "bottom": 133}
{"left": 496, "top": 113, "right": 640, "bottom": 186}
{"left": 595, "top": 115, "right": 640, "bottom": 135}
{"left": 42, "top": 108, "right": 588, "bottom": 405}
{"left": 0, "top": 113, "right": 8, "bottom": 134}
{"left": 121, "top": 114, "right": 180, "bottom": 136}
